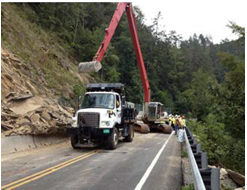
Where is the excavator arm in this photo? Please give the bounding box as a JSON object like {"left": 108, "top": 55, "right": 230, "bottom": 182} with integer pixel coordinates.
{"left": 79, "top": 2, "right": 150, "bottom": 103}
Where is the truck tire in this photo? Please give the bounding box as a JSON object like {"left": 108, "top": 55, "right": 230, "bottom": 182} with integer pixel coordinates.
{"left": 108, "top": 127, "right": 119, "bottom": 150}
{"left": 71, "top": 135, "right": 79, "bottom": 149}
{"left": 125, "top": 125, "right": 134, "bottom": 142}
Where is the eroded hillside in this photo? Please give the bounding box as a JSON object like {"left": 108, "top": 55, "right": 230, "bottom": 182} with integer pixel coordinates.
{"left": 1, "top": 3, "right": 92, "bottom": 136}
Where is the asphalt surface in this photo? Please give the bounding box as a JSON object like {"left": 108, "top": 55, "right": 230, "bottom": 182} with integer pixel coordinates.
{"left": 1, "top": 132, "right": 182, "bottom": 190}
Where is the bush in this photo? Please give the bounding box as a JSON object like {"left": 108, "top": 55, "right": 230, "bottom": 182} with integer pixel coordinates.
{"left": 188, "top": 114, "right": 245, "bottom": 174}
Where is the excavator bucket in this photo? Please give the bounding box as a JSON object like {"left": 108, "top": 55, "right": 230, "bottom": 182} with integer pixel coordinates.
{"left": 78, "top": 61, "right": 102, "bottom": 73}
{"left": 134, "top": 122, "right": 150, "bottom": 133}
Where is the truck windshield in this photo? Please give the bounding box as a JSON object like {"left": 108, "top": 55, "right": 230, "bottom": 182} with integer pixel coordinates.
{"left": 81, "top": 94, "right": 115, "bottom": 109}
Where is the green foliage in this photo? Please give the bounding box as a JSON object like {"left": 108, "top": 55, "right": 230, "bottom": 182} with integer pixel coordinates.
{"left": 182, "top": 184, "right": 194, "bottom": 190}
{"left": 217, "top": 53, "right": 245, "bottom": 139}
{"left": 73, "top": 84, "right": 85, "bottom": 110}
{"left": 106, "top": 67, "right": 120, "bottom": 83}
{"left": 156, "top": 90, "right": 173, "bottom": 108}
{"left": 183, "top": 69, "right": 218, "bottom": 120}
{"left": 73, "top": 84, "right": 85, "bottom": 98}
{"left": 181, "top": 149, "right": 188, "bottom": 158}
{"left": 227, "top": 21, "right": 245, "bottom": 42}
{"left": 189, "top": 113, "right": 245, "bottom": 174}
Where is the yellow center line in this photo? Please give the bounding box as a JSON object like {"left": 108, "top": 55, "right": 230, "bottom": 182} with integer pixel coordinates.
{"left": 2, "top": 150, "right": 100, "bottom": 190}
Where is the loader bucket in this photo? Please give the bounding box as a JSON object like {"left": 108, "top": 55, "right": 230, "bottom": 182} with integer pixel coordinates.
{"left": 78, "top": 61, "right": 102, "bottom": 73}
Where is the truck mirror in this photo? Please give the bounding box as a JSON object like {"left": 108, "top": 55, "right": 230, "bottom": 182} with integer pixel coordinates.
{"left": 122, "top": 96, "right": 126, "bottom": 105}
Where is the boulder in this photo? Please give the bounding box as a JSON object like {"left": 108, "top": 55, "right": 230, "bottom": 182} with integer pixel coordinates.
{"left": 41, "top": 111, "right": 51, "bottom": 121}
{"left": 227, "top": 169, "right": 245, "bottom": 187}
{"left": 30, "top": 113, "right": 40, "bottom": 123}
{"left": 220, "top": 168, "right": 238, "bottom": 189}
{"left": 220, "top": 168, "right": 228, "bottom": 180}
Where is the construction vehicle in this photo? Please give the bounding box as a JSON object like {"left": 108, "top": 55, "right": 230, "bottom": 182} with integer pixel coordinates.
{"left": 77, "top": 3, "right": 172, "bottom": 134}
{"left": 68, "top": 83, "right": 135, "bottom": 149}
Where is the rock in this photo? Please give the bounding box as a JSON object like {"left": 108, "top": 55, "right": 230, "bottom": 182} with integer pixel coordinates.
{"left": 6, "top": 91, "right": 33, "bottom": 102}
{"left": 41, "top": 111, "right": 51, "bottom": 121}
{"left": 10, "top": 96, "right": 43, "bottom": 115}
{"left": 235, "top": 187, "right": 245, "bottom": 190}
{"left": 49, "top": 120, "right": 57, "bottom": 127}
{"left": 221, "top": 167, "right": 238, "bottom": 189}
{"left": 2, "top": 129, "right": 15, "bottom": 136}
{"left": 15, "top": 125, "right": 32, "bottom": 135}
{"left": 1, "top": 122, "right": 14, "bottom": 131}
{"left": 1, "top": 113, "right": 19, "bottom": 120}
{"left": 208, "top": 165, "right": 217, "bottom": 168}
{"left": 227, "top": 169, "right": 245, "bottom": 187}
{"left": 221, "top": 179, "right": 238, "bottom": 189}
{"left": 220, "top": 168, "right": 228, "bottom": 180}
{"left": 57, "top": 104, "right": 72, "bottom": 118}
{"left": 16, "top": 118, "right": 30, "bottom": 125}
{"left": 40, "top": 117, "right": 48, "bottom": 124}
{"left": 5, "top": 92, "right": 16, "bottom": 99}
{"left": 30, "top": 114, "right": 40, "bottom": 123}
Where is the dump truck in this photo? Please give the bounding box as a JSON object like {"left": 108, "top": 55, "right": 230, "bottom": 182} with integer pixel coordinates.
{"left": 68, "top": 83, "right": 135, "bottom": 150}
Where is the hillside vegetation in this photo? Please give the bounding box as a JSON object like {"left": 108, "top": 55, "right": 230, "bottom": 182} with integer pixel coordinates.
{"left": 1, "top": 3, "right": 245, "bottom": 174}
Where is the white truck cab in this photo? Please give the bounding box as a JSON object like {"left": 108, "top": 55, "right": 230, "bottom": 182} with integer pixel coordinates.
{"left": 68, "top": 83, "right": 135, "bottom": 150}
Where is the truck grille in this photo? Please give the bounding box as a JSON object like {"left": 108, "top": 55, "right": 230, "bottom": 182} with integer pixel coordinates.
{"left": 78, "top": 112, "right": 100, "bottom": 128}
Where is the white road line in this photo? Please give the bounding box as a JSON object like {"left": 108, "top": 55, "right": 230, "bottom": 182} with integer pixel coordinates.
{"left": 134, "top": 131, "right": 174, "bottom": 190}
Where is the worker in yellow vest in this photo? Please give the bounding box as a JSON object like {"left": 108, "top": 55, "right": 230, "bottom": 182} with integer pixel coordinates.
{"left": 181, "top": 115, "right": 186, "bottom": 128}
{"left": 172, "top": 116, "right": 176, "bottom": 132}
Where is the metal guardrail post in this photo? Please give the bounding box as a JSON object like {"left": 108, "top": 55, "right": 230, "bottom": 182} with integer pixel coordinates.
{"left": 191, "top": 144, "right": 201, "bottom": 154}
{"left": 184, "top": 130, "right": 206, "bottom": 190}
{"left": 200, "top": 168, "right": 220, "bottom": 190}
{"left": 194, "top": 152, "right": 208, "bottom": 169}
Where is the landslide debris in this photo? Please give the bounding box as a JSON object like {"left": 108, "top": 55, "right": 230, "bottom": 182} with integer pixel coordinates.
{"left": 1, "top": 100, "right": 73, "bottom": 136}
{"left": 1, "top": 47, "right": 74, "bottom": 137}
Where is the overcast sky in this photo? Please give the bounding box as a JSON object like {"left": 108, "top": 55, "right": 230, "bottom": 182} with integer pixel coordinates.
{"left": 133, "top": 0, "right": 246, "bottom": 44}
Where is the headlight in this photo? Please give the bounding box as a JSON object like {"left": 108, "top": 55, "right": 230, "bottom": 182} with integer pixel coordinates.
{"left": 101, "top": 121, "right": 111, "bottom": 127}
{"left": 72, "top": 119, "right": 77, "bottom": 127}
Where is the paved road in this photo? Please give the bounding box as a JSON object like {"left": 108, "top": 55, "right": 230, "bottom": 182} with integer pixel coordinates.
{"left": 1, "top": 132, "right": 182, "bottom": 190}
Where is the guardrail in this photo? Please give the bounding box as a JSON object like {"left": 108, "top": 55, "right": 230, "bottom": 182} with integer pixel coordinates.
{"left": 184, "top": 127, "right": 220, "bottom": 190}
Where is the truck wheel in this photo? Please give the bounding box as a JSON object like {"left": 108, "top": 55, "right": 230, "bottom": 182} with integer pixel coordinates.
{"left": 108, "top": 128, "right": 119, "bottom": 150}
{"left": 125, "top": 125, "right": 134, "bottom": 142}
{"left": 71, "top": 135, "right": 79, "bottom": 149}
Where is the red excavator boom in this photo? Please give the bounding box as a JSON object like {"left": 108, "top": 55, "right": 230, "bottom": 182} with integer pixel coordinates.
{"left": 79, "top": 2, "right": 150, "bottom": 103}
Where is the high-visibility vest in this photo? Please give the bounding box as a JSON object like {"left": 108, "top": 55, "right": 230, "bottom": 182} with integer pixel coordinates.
{"left": 172, "top": 118, "right": 176, "bottom": 124}
{"left": 181, "top": 119, "right": 186, "bottom": 126}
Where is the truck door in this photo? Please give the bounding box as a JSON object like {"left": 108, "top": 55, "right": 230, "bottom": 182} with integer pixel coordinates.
{"left": 115, "top": 95, "right": 121, "bottom": 124}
